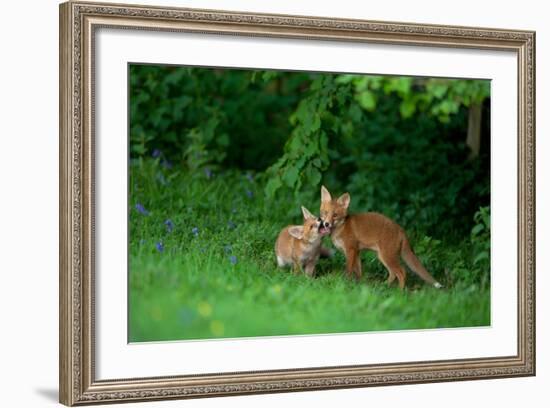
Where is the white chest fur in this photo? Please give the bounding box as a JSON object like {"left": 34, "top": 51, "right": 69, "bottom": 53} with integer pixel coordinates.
{"left": 331, "top": 229, "right": 345, "bottom": 252}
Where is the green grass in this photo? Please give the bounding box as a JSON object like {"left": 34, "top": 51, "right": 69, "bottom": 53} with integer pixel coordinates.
{"left": 129, "top": 160, "right": 490, "bottom": 342}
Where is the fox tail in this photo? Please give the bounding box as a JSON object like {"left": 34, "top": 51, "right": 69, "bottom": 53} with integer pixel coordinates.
{"left": 400, "top": 237, "right": 443, "bottom": 288}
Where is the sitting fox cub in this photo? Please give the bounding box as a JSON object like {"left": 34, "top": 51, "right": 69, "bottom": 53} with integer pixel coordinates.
{"left": 319, "top": 186, "right": 442, "bottom": 289}
{"left": 275, "top": 206, "right": 331, "bottom": 277}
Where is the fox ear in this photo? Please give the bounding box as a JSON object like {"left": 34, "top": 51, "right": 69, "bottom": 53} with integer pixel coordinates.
{"left": 301, "top": 206, "right": 315, "bottom": 220}
{"left": 337, "top": 193, "right": 351, "bottom": 209}
{"left": 321, "top": 185, "right": 332, "bottom": 203}
{"left": 288, "top": 226, "right": 304, "bottom": 240}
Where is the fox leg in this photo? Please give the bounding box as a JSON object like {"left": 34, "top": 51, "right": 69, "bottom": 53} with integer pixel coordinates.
{"left": 353, "top": 256, "right": 362, "bottom": 281}
{"left": 378, "top": 251, "right": 407, "bottom": 290}
{"left": 344, "top": 247, "right": 358, "bottom": 280}
{"left": 395, "top": 268, "right": 406, "bottom": 289}
{"left": 291, "top": 261, "right": 301, "bottom": 275}
{"left": 386, "top": 270, "right": 397, "bottom": 285}
{"left": 304, "top": 262, "right": 316, "bottom": 278}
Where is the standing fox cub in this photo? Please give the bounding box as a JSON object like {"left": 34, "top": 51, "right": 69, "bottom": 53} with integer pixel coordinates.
{"left": 275, "top": 206, "right": 331, "bottom": 277}
{"left": 320, "top": 186, "right": 442, "bottom": 289}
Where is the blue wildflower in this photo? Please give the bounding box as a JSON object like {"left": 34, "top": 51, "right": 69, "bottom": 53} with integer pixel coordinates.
{"left": 156, "top": 242, "right": 164, "bottom": 252}
{"left": 152, "top": 149, "right": 162, "bottom": 158}
{"left": 229, "top": 255, "right": 237, "bottom": 265}
{"left": 192, "top": 227, "right": 199, "bottom": 237}
{"left": 245, "top": 190, "right": 254, "bottom": 199}
{"left": 227, "top": 220, "right": 237, "bottom": 230}
{"left": 135, "top": 203, "right": 149, "bottom": 215}
{"left": 245, "top": 173, "right": 254, "bottom": 182}
{"left": 204, "top": 168, "right": 213, "bottom": 179}
{"left": 164, "top": 219, "right": 174, "bottom": 233}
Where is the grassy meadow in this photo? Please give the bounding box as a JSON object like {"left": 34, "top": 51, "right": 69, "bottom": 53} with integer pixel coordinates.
{"left": 129, "top": 162, "right": 490, "bottom": 342}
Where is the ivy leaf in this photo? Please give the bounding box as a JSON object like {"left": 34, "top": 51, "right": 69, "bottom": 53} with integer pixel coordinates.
{"left": 429, "top": 83, "right": 448, "bottom": 99}
{"left": 303, "top": 141, "right": 318, "bottom": 158}
{"left": 282, "top": 166, "right": 299, "bottom": 188}
{"left": 394, "top": 77, "right": 412, "bottom": 96}
{"left": 473, "top": 251, "right": 489, "bottom": 265}
{"left": 357, "top": 91, "right": 376, "bottom": 111}
{"left": 471, "top": 224, "right": 484, "bottom": 236}
{"left": 354, "top": 77, "right": 370, "bottom": 92}
{"left": 334, "top": 74, "right": 357, "bottom": 84}
{"left": 305, "top": 165, "right": 321, "bottom": 186}
{"left": 131, "top": 144, "right": 146, "bottom": 155}
{"left": 265, "top": 177, "right": 283, "bottom": 198}
{"left": 400, "top": 99, "right": 416, "bottom": 118}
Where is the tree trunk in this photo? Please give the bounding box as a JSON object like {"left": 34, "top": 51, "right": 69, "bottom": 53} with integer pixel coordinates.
{"left": 466, "top": 103, "right": 482, "bottom": 159}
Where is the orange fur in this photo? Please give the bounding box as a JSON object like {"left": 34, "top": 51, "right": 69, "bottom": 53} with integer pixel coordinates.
{"left": 320, "top": 186, "right": 442, "bottom": 289}
{"left": 275, "top": 206, "right": 330, "bottom": 277}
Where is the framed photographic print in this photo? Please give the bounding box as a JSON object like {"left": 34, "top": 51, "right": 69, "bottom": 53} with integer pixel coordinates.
{"left": 59, "top": 1, "right": 536, "bottom": 405}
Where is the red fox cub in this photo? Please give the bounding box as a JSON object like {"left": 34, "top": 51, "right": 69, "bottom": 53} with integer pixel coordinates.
{"left": 319, "top": 186, "right": 442, "bottom": 289}
{"left": 275, "top": 206, "right": 331, "bottom": 277}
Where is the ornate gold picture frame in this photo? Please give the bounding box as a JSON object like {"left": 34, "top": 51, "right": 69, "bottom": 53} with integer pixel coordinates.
{"left": 59, "top": 1, "right": 535, "bottom": 405}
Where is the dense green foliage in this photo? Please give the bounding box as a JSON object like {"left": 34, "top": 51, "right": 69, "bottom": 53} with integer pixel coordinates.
{"left": 129, "top": 65, "right": 491, "bottom": 341}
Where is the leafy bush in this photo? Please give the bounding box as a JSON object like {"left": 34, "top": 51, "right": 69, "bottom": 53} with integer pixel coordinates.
{"left": 130, "top": 65, "right": 309, "bottom": 171}
{"left": 130, "top": 65, "right": 490, "bottom": 244}
{"left": 469, "top": 206, "right": 491, "bottom": 286}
